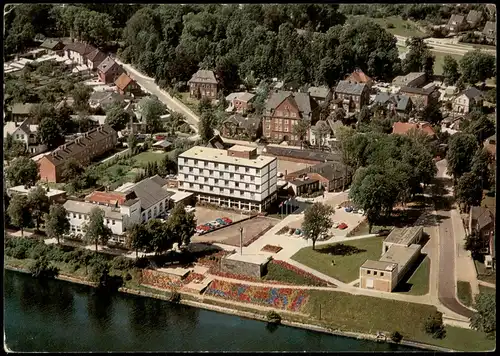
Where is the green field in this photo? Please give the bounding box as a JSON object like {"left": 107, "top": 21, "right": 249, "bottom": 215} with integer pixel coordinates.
{"left": 457, "top": 281, "right": 473, "bottom": 307}
{"left": 291, "top": 237, "right": 384, "bottom": 283}
{"left": 431, "top": 51, "right": 463, "bottom": 75}
{"left": 263, "top": 261, "right": 326, "bottom": 286}
{"left": 396, "top": 256, "right": 430, "bottom": 296}
{"left": 478, "top": 285, "right": 496, "bottom": 295}
{"left": 350, "top": 15, "right": 427, "bottom": 38}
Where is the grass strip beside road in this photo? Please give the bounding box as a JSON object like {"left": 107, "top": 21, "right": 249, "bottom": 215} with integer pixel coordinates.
{"left": 395, "top": 255, "right": 430, "bottom": 296}
{"left": 291, "top": 237, "right": 384, "bottom": 283}
{"left": 478, "top": 285, "right": 496, "bottom": 295}
{"left": 457, "top": 281, "right": 473, "bottom": 307}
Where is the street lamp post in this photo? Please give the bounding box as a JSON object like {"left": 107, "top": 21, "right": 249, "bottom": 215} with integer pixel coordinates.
{"left": 239, "top": 226, "right": 243, "bottom": 255}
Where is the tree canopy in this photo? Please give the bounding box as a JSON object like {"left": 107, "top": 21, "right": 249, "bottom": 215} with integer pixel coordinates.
{"left": 446, "top": 133, "right": 478, "bottom": 180}
{"left": 302, "top": 202, "right": 334, "bottom": 250}
{"left": 459, "top": 51, "right": 496, "bottom": 85}
{"left": 44, "top": 204, "right": 71, "bottom": 244}
{"left": 83, "top": 207, "right": 112, "bottom": 252}
{"left": 5, "top": 157, "right": 40, "bottom": 188}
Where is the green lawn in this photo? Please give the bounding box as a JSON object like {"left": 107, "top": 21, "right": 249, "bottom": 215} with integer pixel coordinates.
{"left": 431, "top": 51, "right": 463, "bottom": 75}
{"left": 349, "top": 15, "right": 427, "bottom": 38}
{"left": 178, "top": 92, "right": 201, "bottom": 114}
{"left": 291, "top": 237, "right": 384, "bottom": 283}
{"left": 474, "top": 259, "right": 496, "bottom": 285}
{"left": 262, "top": 261, "right": 326, "bottom": 286}
{"left": 457, "top": 281, "right": 473, "bottom": 307}
{"left": 395, "top": 255, "right": 430, "bottom": 296}
{"left": 478, "top": 285, "right": 496, "bottom": 295}
{"left": 304, "top": 290, "right": 495, "bottom": 351}
{"left": 132, "top": 151, "right": 169, "bottom": 165}
{"left": 347, "top": 220, "right": 392, "bottom": 237}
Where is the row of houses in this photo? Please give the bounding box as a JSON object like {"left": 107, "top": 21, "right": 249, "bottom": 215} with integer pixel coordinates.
{"left": 446, "top": 10, "right": 496, "bottom": 40}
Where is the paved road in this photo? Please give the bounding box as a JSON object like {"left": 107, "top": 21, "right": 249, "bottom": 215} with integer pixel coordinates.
{"left": 395, "top": 34, "right": 496, "bottom": 56}
{"left": 113, "top": 57, "right": 200, "bottom": 133}
{"left": 434, "top": 160, "right": 475, "bottom": 319}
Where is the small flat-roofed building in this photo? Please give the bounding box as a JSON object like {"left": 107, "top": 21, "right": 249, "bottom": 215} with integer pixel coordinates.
{"left": 382, "top": 226, "right": 423, "bottom": 254}
{"left": 392, "top": 72, "right": 427, "bottom": 88}
{"left": 177, "top": 145, "right": 278, "bottom": 212}
{"left": 7, "top": 185, "right": 66, "bottom": 203}
{"left": 360, "top": 260, "right": 398, "bottom": 292}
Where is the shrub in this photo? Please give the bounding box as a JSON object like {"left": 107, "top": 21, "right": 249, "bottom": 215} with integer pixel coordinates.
{"left": 71, "top": 263, "right": 81, "bottom": 272}
{"left": 46, "top": 246, "right": 67, "bottom": 262}
{"left": 29, "top": 243, "right": 49, "bottom": 260}
{"left": 390, "top": 331, "right": 403, "bottom": 343}
{"left": 111, "top": 256, "right": 134, "bottom": 271}
{"left": 125, "top": 273, "right": 132, "bottom": 281}
{"left": 266, "top": 311, "right": 282, "bottom": 324}
{"left": 88, "top": 260, "right": 110, "bottom": 283}
{"left": 135, "top": 257, "right": 150, "bottom": 269}
{"left": 386, "top": 22, "right": 395, "bottom": 28}
{"left": 424, "top": 311, "right": 446, "bottom": 338}
{"left": 28, "top": 256, "right": 59, "bottom": 279}
{"left": 11, "top": 245, "right": 29, "bottom": 259}
{"left": 170, "top": 291, "right": 181, "bottom": 303}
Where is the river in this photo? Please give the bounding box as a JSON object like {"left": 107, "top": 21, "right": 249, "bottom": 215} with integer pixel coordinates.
{"left": 4, "top": 270, "right": 419, "bottom": 352}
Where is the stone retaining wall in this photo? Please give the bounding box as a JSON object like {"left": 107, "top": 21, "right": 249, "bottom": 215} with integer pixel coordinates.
{"left": 221, "top": 258, "right": 269, "bottom": 278}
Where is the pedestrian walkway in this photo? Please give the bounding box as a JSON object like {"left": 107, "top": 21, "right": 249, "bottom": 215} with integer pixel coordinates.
{"left": 478, "top": 280, "right": 496, "bottom": 289}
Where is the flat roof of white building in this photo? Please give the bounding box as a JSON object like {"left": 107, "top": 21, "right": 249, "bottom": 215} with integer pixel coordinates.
{"left": 180, "top": 146, "right": 276, "bottom": 168}
{"left": 169, "top": 191, "right": 194, "bottom": 203}
{"left": 63, "top": 200, "right": 123, "bottom": 220}
{"left": 379, "top": 244, "right": 421, "bottom": 272}
{"left": 8, "top": 185, "right": 65, "bottom": 198}
{"left": 229, "top": 145, "right": 255, "bottom": 152}
{"left": 384, "top": 226, "right": 423, "bottom": 246}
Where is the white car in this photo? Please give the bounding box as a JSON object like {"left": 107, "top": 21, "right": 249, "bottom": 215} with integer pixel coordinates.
{"left": 210, "top": 220, "right": 221, "bottom": 227}
{"left": 332, "top": 222, "right": 340, "bottom": 229}
{"left": 185, "top": 205, "right": 195, "bottom": 213}
{"left": 358, "top": 209, "right": 365, "bottom": 215}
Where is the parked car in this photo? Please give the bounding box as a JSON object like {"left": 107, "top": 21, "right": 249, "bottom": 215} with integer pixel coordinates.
{"left": 332, "top": 222, "right": 340, "bottom": 229}
{"left": 185, "top": 205, "right": 195, "bottom": 213}
{"left": 352, "top": 208, "right": 358, "bottom": 214}
{"left": 344, "top": 207, "right": 353, "bottom": 213}
{"left": 222, "top": 217, "right": 232, "bottom": 224}
{"left": 358, "top": 209, "right": 364, "bottom": 215}
{"left": 338, "top": 223, "right": 348, "bottom": 230}
{"left": 295, "top": 229, "right": 303, "bottom": 236}
{"left": 210, "top": 220, "right": 221, "bottom": 227}
{"left": 215, "top": 218, "right": 227, "bottom": 225}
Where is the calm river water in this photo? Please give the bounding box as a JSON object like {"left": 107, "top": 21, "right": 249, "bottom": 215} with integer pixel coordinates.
{"left": 4, "top": 270, "right": 419, "bottom": 352}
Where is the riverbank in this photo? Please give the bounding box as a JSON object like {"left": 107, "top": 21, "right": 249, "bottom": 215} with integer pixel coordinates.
{"left": 4, "top": 265, "right": 450, "bottom": 352}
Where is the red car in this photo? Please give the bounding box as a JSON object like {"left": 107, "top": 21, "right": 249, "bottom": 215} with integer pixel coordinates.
{"left": 338, "top": 223, "right": 348, "bottom": 230}
{"left": 222, "top": 217, "right": 232, "bottom": 224}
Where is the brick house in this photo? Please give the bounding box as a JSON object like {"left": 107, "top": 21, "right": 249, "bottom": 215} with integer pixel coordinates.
{"left": 114, "top": 73, "right": 141, "bottom": 96}
{"left": 285, "top": 161, "right": 352, "bottom": 194}
{"left": 452, "top": 87, "right": 483, "bottom": 114}
{"left": 307, "top": 86, "right": 333, "bottom": 105}
{"left": 225, "top": 92, "right": 255, "bottom": 114}
{"left": 345, "top": 69, "right": 373, "bottom": 88}
{"left": 469, "top": 206, "right": 495, "bottom": 269}
{"left": 97, "top": 57, "right": 125, "bottom": 84}
{"left": 63, "top": 41, "right": 97, "bottom": 66}
{"left": 262, "top": 91, "right": 319, "bottom": 144}
{"left": 399, "top": 86, "right": 440, "bottom": 109}
{"left": 221, "top": 114, "right": 261, "bottom": 140}
{"left": 188, "top": 70, "right": 218, "bottom": 100}
{"left": 38, "top": 124, "right": 117, "bottom": 183}
{"left": 392, "top": 122, "right": 436, "bottom": 137}
{"left": 85, "top": 48, "right": 107, "bottom": 70}
{"left": 333, "top": 81, "right": 369, "bottom": 113}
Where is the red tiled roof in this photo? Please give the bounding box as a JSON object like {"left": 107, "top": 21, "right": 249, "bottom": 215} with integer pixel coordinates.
{"left": 392, "top": 122, "right": 435, "bottom": 136}
{"left": 85, "top": 191, "right": 127, "bottom": 206}
{"left": 346, "top": 69, "right": 372, "bottom": 84}
{"left": 114, "top": 73, "right": 134, "bottom": 91}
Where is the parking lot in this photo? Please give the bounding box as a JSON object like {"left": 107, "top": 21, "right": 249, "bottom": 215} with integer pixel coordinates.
{"left": 193, "top": 206, "right": 246, "bottom": 227}
{"left": 192, "top": 216, "right": 278, "bottom": 246}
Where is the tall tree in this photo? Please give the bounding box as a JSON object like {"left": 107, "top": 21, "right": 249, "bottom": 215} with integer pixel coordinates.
{"left": 454, "top": 172, "right": 483, "bottom": 213}
{"left": 5, "top": 156, "right": 40, "bottom": 188}
{"left": 313, "top": 120, "right": 332, "bottom": 149}
{"left": 302, "top": 202, "right": 334, "bottom": 250}
{"left": 83, "top": 207, "right": 112, "bottom": 253}
{"left": 459, "top": 50, "right": 496, "bottom": 86}
{"left": 403, "top": 37, "right": 435, "bottom": 79}
{"left": 168, "top": 203, "right": 196, "bottom": 246}
{"left": 446, "top": 133, "right": 478, "bottom": 180}
{"left": 126, "top": 223, "right": 150, "bottom": 259}
{"left": 105, "top": 103, "right": 131, "bottom": 131}
{"left": 3, "top": 133, "right": 28, "bottom": 162}
{"left": 6, "top": 194, "right": 32, "bottom": 236}
{"left": 27, "top": 185, "right": 50, "bottom": 231}
{"left": 138, "top": 96, "right": 165, "bottom": 135}
{"left": 72, "top": 84, "right": 93, "bottom": 112}
{"left": 293, "top": 119, "right": 310, "bottom": 149}
{"left": 198, "top": 110, "right": 215, "bottom": 143}
{"left": 471, "top": 148, "right": 493, "bottom": 189}
{"left": 38, "top": 116, "right": 65, "bottom": 149}
{"left": 146, "top": 219, "right": 173, "bottom": 255}
{"left": 442, "top": 55, "right": 460, "bottom": 86}
{"left": 61, "top": 158, "right": 85, "bottom": 183}
{"left": 463, "top": 114, "right": 496, "bottom": 144}
{"left": 470, "top": 293, "right": 496, "bottom": 337}
{"left": 44, "top": 204, "right": 70, "bottom": 244}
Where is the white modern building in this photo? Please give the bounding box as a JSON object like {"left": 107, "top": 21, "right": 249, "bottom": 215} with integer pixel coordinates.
{"left": 177, "top": 145, "right": 278, "bottom": 212}
{"left": 63, "top": 175, "right": 174, "bottom": 244}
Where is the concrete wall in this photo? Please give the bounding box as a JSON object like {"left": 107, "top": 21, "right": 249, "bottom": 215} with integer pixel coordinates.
{"left": 359, "top": 268, "right": 396, "bottom": 292}
{"left": 221, "top": 258, "right": 269, "bottom": 278}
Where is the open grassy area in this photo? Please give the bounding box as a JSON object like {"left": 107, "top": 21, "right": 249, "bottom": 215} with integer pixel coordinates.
{"left": 291, "top": 237, "right": 384, "bottom": 283}
{"left": 304, "top": 290, "right": 494, "bottom": 351}
{"left": 457, "top": 281, "right": 473, "bottom": 307}
{"left": 395, "top": 255, "right": 430, "bottom": 296}
{"left": 478, "top": 285, "right": 496, "bottom": 295}
{"left": 177, "top": 92, "right": 201, "bottom": 115}
{"left": 349, "top": 15, "right": 427, "bottom": 38}
{"left": 431, "top": 51, "right": 463, "bottom": 75}
{"left": 262, "top": 261, "right": 326, "bottom": 286}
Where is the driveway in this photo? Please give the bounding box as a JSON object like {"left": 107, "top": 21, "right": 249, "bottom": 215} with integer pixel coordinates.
{"left": 113, "top": 57, "right": 200, "bottom": 133}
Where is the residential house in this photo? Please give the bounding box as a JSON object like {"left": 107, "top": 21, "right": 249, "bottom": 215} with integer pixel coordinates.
{"left": 307, "top": 86, "right": 333, "bottom": 105}
{"left": 452, "top": 87, "right": 483, "bottom": 114}
{"left": 287, "top": 177, "right": 321, "bottom": 196}
{"left": 39, "top": 39, "right": 65, "bottom": 55}
{"left": 345, "top": 69, "right": 373, "bottom": 88}
{"left": 114, "top": 73, "right": 141, "bottom": 96}
{"left": 262, "top": 91, "right": 319, "bottom": 144}
{"left": 152, "top": 140, "right": 173, "bottom": 151}
{"left": 466, "top": 10, "right": 483, "bottom": 29}
{"left": 392, "top": 121, "right": 436, "bottom": 137}
{"left": 333, "top": 81, "right": 369, "bottom": 113}
{"left": 89, "top": 91, "right": 126, "bottom": 111}
{"left": 447, "top": 14, "right": 467, "bottom": 32}
{"left": 262, "top": 145, "right": 342, "bottom": 166}
{"left": 177, "top": 145, "right": 278, "bottom": 212}
{"left": 484, "top": 135, "right": 496, "bottom": 161}
{"left": 97, "top": 57, "right": 124, "bottom": 84}
{"left": 38, "top": 124, "right": 117, "bottom": 183}
{"left": 188, "top": 70, "right": 218, "bottom": 100}
{"left": 482, "top": 21, "right": 496, "bottom": 40}
{"left": 206, "top": 134, "right": 230, "bottom": 150}
{"left": 3, "top": 119, "right": 47, "bottom": 156}
{"left": 285, "top": 161, "right": 352, "bottom": 194}
{"left": 7, "top": 184, "right": 66, "bottom": 203}
{"left": 373, "top": 92, "right": 413, "bottom": 116}
{"left": 221, "top": 114, "right": 261, "bottom": 140}
{"left": 8, "top": 103, "right": 35, "bottom": 122}
{"left": 399, "top": 86, "right": 440, "bottom": 109}
{"left": 225, "top": 92, "right": 255, "bottom": 114}
{"left": 309, "top": 119, "right": 344, "bottom": 149}
{"left": 85, "top": 48, "right": 107, "bottom": 70}
{"left": 392, "top": 72, "right": 427, "bottom": 88}
{"left": 469, "top": 206, "right": 495, "bottom": 269}
{"left": 70, "top": 115, "right": 106, "bottom": 127}
{"left": 63, "top": 42, "right": 97, "bottom": 66}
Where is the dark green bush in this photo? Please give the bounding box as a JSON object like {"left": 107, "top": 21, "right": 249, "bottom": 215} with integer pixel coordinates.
{"left": 28, "top": 256, "right": 59, "bottom": 279}
{"left": 46, "top": 246, "right": 67, "bottom": 262}
{"left": 135, "top": 257, "right": 149, "bottom": 269}
{"left": 424, "top": 311, "right": 446, "bottom": 338}
{"left": 390, "top": 331, "right": 403, "bottom": 343}
{"left": 125, "top": 273, "right": 132, "bottom": 281}
{"left": 29, "top": 243, "right": 49, "bottom": 260}
{"left": 11, "top": 245, "right": 29, "bottom": 259}
{"left": 386, "top": 23, "right": 395, "bottom": 28}
{"left": 111, "top": 256, "right": 135, "bottom": 271}
{"left": 266, "top": 311, "right": 282, "bottom": 324}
